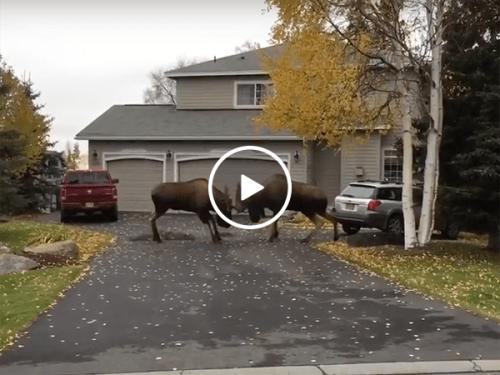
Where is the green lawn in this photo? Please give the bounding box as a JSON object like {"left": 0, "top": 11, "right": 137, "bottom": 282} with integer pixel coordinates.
{"left": 318, "top": 235, "right": 500, "bottom": 321}
{"left": 0, "top": 220, "right": 113, "bottom": 351}
{"left": 0, "top": 220, "right": 114, "bottom": 262}
{"left": 0, "top": 266, "right": 84, "bottom": 350}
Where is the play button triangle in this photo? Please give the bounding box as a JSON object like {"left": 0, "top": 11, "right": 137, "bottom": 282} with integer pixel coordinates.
{"left": 241, "top": 174, "right": 264, "bottom": 201}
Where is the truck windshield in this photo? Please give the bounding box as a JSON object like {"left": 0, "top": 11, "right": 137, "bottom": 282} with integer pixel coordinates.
{"left": 68, "top": 173, "right": 110, "bottom": 184}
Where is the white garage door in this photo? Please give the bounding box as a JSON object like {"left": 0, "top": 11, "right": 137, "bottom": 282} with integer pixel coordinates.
{"left": 178, "top": 158, "right": 286, "bottom": 194}
{"left": 107, "top": 158, "right": 163, "bottom": 212}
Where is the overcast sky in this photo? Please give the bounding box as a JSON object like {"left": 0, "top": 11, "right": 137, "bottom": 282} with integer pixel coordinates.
{"left": 0, "top": 0, "right": 278, "bottom": 155}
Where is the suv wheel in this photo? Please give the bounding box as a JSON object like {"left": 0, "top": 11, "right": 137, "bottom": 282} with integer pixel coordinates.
{"left": 342, "top": 224, "right": 361, "bottom": 235}
{"left": 442, "top": 221, "right": 459, "bottom": 239}
{"left": 386, "top": 215, "right": 404, "bottom": 235}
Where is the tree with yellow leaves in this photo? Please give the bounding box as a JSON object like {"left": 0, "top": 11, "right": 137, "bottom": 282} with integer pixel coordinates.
{"left": 0, "top": 58, "right": 52, "bottom": 173}
{"left": 260, "top": 0, "right": 447, "bottom": 249}
{"left": 0, "top": 56, "right": 53, "bottom": 213}
{"left": 255, "top": 27, "right": 397, "bottom": 146}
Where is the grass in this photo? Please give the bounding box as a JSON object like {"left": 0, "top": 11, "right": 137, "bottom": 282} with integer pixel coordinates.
{"left": 0, "top": 220, "right": 114, "bottom": 262}
{"left": 0, "top": 266, "right": 85, "bottom": 350}
{"left": 318, "top": 236, "right": 500, "bottom": 321}
{"left": 0, "top": 220, "right": 114, "bottom": 352}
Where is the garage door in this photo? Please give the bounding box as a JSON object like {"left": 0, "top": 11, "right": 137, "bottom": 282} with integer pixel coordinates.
{"left": 178, "top": 158, "right": 286, "bottom": 194}
{"left": 107, "top": 158, "right": 163, "bottom": 212}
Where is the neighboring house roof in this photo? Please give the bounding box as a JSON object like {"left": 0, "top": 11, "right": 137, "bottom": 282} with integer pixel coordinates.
{"left": 75, "top": 105, "right": 299, "bottom": 141}
{"left": 165, "top": 44, "right": 286, "bottom": 78}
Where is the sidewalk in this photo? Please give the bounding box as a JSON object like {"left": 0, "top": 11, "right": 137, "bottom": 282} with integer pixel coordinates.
{"left": 103, "top": 360, "right": 500, "bottom": 375}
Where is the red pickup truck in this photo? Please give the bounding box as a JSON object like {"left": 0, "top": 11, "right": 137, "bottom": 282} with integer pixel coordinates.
{"left": 60, "top": 170, "right": 119, "bottom": 222}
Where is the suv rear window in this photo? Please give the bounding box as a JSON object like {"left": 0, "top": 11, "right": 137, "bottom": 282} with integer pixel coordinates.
{"left": 340, "top": 185, "right": 376, "bottom": 198}
{"left": 376, "top": 188, "right": 402, "bottom": 201}
{"left": 67, "top": 173, "right": 110, "bottom": 184}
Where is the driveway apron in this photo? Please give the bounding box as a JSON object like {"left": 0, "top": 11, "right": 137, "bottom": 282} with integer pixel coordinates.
{"left": 1, "top": 213, "right": 499, "bottom": 375}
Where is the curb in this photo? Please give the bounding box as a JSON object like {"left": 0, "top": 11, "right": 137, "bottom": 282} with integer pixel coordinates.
{"left": 103, "top": 360, "right": 500, "bottom": 375}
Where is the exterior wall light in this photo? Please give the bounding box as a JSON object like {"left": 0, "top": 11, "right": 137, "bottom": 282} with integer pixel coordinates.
{"left": 294, "top": 150, "right": 300, "bottom": 162}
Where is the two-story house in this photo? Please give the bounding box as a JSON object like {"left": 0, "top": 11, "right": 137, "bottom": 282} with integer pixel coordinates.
{"left": 76, "top": 45, "right": 410, "bottom": 212}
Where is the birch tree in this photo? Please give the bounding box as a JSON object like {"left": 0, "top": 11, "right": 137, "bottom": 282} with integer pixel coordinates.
{"left": 416, "top": 0, "right": 445, "bottom": 244}
{"left": 263, "top": 0, "right": 448, "bottom": 248}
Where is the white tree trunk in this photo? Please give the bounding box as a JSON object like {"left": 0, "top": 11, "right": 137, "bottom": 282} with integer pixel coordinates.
{"left": 394, "top": 45, "right": 418, "bottom": 250}
{"left": 418, "top": 0, "right": 444, "bottom": 245}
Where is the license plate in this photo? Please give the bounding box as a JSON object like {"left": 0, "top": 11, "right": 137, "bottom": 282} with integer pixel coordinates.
{"left": 345, "top": 203, "right": 355, "bottom": 210}
{"left": 85, "top": 202, "right": 94, "bottom": 208}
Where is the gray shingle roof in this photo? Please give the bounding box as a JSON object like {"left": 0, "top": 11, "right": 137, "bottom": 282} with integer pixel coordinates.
{"left": 165, "top": 44, "right": 286, "bottom": 77}
{"left": 75, "top": 105, "right": 298, "bottom": 140}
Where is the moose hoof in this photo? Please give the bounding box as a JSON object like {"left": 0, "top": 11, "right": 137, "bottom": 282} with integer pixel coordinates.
{"left": 300, "top": 237, "right": 312, "bottom": 244}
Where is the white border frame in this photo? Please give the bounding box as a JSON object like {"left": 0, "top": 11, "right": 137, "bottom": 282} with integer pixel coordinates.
{"left": 208, "top": 146, "right": 292, "bottom": 230}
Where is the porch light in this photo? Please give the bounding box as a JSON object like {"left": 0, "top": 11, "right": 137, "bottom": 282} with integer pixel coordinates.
{"left": 294, "top": 150, "right": 300, "bottom": 162}
{"left": 167, "top": 150, "right": 172, "bottom": 159}
{"left": 93, "top": 150, "right": 99, "bottom": 159}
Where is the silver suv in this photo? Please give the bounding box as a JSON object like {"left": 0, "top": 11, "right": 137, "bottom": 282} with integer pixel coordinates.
{"left": 332, "top": 180, "right": 459, "bottom": 238}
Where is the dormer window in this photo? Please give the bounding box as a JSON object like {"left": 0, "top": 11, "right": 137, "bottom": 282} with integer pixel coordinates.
{"left": 235, "top": 81, "right": 273, "bottom": 108}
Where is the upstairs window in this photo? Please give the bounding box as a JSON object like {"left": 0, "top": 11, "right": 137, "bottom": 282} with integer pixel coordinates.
{"left": 235, "top": 82, "right": 273, "bottom": 108}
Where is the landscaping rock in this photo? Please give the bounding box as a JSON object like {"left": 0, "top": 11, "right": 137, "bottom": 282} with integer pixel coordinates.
{"left": 23, "top": 240, "right": 79, "bottom": 266}
{"left": 0, "top": 241, "right": 12, "bottom": 255}
{"left": 0, "top": 254, "right": 39, "bottom": 275}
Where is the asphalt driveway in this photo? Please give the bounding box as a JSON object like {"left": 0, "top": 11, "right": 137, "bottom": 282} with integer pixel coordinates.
{"left": 1, "top": 212, "right": 499, "bottom": 375}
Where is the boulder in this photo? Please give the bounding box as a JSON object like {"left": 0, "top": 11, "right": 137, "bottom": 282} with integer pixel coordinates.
{"left": 23, "top": 240, "right": 79, "bottom": 265}
{"left": 0, "top": 254, "right": 39, "bottom": 275}
{"left": 0, "top": 241, "right": 12, "bottom": 255}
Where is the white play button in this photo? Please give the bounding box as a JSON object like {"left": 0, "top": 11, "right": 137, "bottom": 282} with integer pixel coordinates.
{"left": 240, "top": 174, "right": 264, "bottom": 201}
{"left": 208, "top": 145, "right": 292, "bottom": 230}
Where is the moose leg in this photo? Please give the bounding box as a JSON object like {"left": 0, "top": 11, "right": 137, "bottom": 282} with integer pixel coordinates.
{"left": 151, "top": 209, "right": 167, "bottom": 243}
{"left": 268, "top": 218, "right": 280, "bottom": 242}
{"left": 209, "top": 215, "right": 223, "bottom": 243}
{"left": 200, "top": 212, "right": 221, "bottom": 244}
{"left": 300, "top": 213, "right": 324, "bottom": 243}
{"left": 321, "top": 212, "right": 340, "bottom": 241}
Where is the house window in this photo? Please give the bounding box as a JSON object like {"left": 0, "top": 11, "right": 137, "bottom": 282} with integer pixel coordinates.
{"left": 235, "top": 82, "right": 273, "bottom": 107}
{"left": 383, "top": 149, "right": 403, "bottom": 182}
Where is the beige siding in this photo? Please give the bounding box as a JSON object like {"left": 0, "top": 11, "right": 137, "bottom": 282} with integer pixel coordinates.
{"left": 340, "top": 133, "right": 381, "bottom": 191}
{"left": 176, "top": 75, "right": 270, "bottom": 109}
{"left": 381, "top": 133, "right": 399, "bottom": 150}
{"left": 312, "top": 143, "right": 341, "bottom": 205}
{"left": 305, "top": 142, "right": 314, "bottom": 184}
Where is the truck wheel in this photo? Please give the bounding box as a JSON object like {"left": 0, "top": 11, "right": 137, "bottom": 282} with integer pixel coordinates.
{"left": 342, "top": 224, "right": 361, "bottom": 235}
{"left": 61, "top": 208, "right": 70, "bottom": 223}
{"left": 108, "top": 207, "right": 118, "bottom": 222}
{"left": 386, "top": 215, "right": 404, "bottom": 235}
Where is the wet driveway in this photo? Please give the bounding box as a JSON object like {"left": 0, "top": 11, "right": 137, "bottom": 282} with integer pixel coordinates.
{"left": 1, "top": 212, "right": 499, "bottom": 374}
